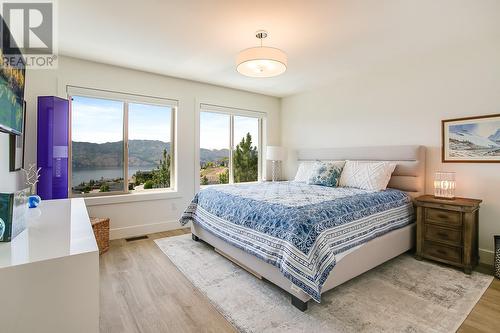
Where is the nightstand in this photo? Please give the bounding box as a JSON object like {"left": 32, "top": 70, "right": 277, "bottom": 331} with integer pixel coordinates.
{"left": 414, "top": 195, "right": 482, "bottom": 274}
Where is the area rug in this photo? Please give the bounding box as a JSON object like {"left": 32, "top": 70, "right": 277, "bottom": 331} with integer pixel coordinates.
{"left": 155, "top": 234, "right": 492, "bottom": 333}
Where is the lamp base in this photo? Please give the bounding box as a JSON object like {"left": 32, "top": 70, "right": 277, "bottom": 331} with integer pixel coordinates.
{"left": 271, "top": 160, "right": 281, "bottom": 182}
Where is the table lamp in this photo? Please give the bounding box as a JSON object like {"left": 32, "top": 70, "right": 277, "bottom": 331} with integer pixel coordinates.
{"left": 266, "top": 146, "right": 285, "bottom": 182}
{"left": 434, "top": 171, "right": 456, "bottom": 199}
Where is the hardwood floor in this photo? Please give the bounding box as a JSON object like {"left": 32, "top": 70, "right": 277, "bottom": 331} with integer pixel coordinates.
{"left": 100, "top": 230, "right": 500, "bottom": 333}
{"left": 458, "top": 278, "right": 500, "bottom": 333}
{"left": 100, "top": 229, "right": 236, "bottom": 333}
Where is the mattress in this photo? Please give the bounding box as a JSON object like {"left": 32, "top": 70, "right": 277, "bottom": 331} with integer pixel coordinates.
{"left": 180, "top": 181, "right": 414, "bottom": 302}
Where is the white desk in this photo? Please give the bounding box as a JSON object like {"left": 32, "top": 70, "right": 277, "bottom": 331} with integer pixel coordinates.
{"left": 0, "top": 198, "right": 99, "bottom": 333}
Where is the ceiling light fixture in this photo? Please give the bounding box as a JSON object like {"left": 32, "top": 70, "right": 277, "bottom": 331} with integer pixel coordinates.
{"left": 236, "top": 30, "right": 287, "bottom": 78}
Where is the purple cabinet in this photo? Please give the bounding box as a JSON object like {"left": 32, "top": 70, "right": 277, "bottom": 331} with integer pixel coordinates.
{"left": 37, "top": 96, "right": 69, "bottom": 199}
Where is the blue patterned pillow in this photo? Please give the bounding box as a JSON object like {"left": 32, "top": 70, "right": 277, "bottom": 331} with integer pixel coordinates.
{"left": 307, "top": 161, "right": 345, "bottom": 187}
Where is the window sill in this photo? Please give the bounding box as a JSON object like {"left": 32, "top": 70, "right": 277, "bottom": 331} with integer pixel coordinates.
{"left": 82, "top": 189, "right": 181, "bottom": 207}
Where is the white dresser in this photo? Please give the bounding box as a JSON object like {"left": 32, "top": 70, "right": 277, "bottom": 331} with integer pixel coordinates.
{"left": 0, "top": 198, "right": 99, "bottom": 333}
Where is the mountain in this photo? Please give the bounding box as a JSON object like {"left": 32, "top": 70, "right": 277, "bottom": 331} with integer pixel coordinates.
{"left": 72, "top": 140, "right": 229, "bottom": 168}
{"left": 200, "top": 148, "right": 229, "bottom": 163}
{"left": 488, "top": 129, "right": 500, "bottom": 143}
{"left": 72, "top": 140, "right": 170, "bottom": 168}
{"left": 129, "top": 140, "right": 171, "bottom": 166}
{"left": 449, "top": 129, "right": 499, "bottom": 148}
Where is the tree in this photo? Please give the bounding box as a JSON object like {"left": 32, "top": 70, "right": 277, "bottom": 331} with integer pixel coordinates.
{"left": 99, "top": 184, "right": 110, "bottom": 192}
{"left": 233, "top": 133, "right": 258, "bottom": 183}
{"left": 144, "top": 180, "right": 154, "bottom": 189}
{"left": 218, "top": 169, "right": 229, "bottom": 184}
{"left": 218, "top": 157, "right": 229, "bottom": 167}
{"left": 201, "top": 175, "right": 209, "bottom": 185}
{"left": 151, "top": 149, "right": 171, "bottom": 188}
{"left": 134, "top": 170, "right": 153, "bottom": 185}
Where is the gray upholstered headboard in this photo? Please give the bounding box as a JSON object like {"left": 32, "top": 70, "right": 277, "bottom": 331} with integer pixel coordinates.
{"left": 293, "top": 145, "right": 426, "bottom": 198}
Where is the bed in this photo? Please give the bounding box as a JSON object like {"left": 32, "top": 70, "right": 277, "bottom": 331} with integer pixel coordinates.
{"left": 181, "top": 145, "right": 426, "bottom": 311}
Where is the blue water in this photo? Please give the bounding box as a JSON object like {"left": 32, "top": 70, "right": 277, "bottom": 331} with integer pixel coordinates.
{"left": 72, "top": 166, "right": 155, "bottom": 185}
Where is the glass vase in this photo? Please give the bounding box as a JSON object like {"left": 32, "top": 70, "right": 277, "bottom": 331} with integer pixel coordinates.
{"left": 28, "top": 185, "right": 41, "bottom": 209}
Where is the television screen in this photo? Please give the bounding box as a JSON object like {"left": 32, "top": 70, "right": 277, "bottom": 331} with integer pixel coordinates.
{"left": 0, "top": 16, "right": 25, "bottom": 135}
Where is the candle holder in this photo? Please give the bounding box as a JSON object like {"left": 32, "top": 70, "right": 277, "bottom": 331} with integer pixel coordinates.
{"left": 434, "top": 172, "right": 456, "bottom": 199}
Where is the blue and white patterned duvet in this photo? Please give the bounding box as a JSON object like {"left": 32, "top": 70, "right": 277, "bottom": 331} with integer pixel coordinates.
{"left": 180, "top": 181, "right": 414, "bottom": 302}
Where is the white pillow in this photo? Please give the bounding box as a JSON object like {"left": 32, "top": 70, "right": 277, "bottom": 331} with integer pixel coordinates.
{"left": 339, "top": 161, "right": 396, "bottom": 191}
{"left": 293, "top": 161, "right": 317, "bottom": 182}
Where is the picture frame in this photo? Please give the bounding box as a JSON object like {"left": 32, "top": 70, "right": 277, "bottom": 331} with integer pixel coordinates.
{"left": 9, "top": 101, "right": 26, "bottom": 171}
{"left": 442, "top": 113, "right": 500, "bottom": 163}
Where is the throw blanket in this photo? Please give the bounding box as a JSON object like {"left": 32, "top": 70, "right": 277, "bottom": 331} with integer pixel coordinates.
{"left": 180, "top": 181, "right": 414, "bottom": 302}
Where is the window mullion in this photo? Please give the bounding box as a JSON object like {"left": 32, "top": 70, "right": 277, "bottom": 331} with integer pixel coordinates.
{"left": 170, "top": 106, "right": 176, "bottom": 190}
{"left": 229, "top": 115, "right": 234, "bottom": 184}
{"left": 124, "top": 102, "right": 129, "bottom": 193}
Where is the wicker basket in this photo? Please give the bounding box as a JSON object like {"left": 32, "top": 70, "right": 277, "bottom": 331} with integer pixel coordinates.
{"left": 90, "top": 217, "right": 110, "bottom": 254}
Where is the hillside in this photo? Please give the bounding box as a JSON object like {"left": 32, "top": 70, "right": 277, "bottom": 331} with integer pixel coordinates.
{"left": 200, "top": 166, "right": 228, "bottom": 184}
{"left": 200, "top": 148, "right": 229, "bottom": 163}
{"left": 72, "top": 140, "right": 229, "bottom": 168}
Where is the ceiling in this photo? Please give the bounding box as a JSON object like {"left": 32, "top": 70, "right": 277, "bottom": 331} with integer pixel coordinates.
{"left": 58, "top": 0, "right": 499, "bottom": 97}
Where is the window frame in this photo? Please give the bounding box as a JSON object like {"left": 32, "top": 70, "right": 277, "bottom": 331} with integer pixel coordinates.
{"left": 198, "top": 103, "right": 264, "bottom": 187}
{"left": 67, "top": 85, "right": 177, "bottom": 198}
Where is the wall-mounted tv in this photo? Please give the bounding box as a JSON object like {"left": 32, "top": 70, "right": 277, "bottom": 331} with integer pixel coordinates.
{"left": 0, "top": 16, "right": 25, "bottom": 135}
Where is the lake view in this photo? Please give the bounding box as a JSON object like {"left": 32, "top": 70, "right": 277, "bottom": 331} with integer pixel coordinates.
{"left": 72, "top": 166, "right": 156, "bottom": 185}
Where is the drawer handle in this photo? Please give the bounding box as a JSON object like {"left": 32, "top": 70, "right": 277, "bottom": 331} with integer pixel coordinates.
{"left": 437, "top": 213, "right": 449, "bottom": 219}
{"left": 437, "top": 232, "right": 449, "bottom": 238}
{"left": 436, "top": 249, "right": 447, "bottom": 255}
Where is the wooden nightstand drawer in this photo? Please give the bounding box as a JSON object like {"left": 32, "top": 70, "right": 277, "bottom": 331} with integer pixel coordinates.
{"left": 423, "top": 241, "right": 462, "bottom": 264}
{"left": 425, "top": 208, "right": 461, "bottom": 226}
{"left": 424, "top": 224, "right": 462, "bottom": 245}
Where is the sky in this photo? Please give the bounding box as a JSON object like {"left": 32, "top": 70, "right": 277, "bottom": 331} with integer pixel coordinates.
{"left": 72, "top": 96, "right": 171, "bottom": 143}
{"left": 200, "top": 112, "right": 259, "bottom": 150}
{"left": 450, "top": 119, "right": 500, "bottom": 138}
{"left": 72, "top": 96, "right": 259, "bottom": 149}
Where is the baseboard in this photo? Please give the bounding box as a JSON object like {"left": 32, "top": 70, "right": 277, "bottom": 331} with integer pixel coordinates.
{"left": 110, "top": 220, "right": 186, "bottom": 240}
{"left": 479, "top": 248, "right": 494, "bottom": 265}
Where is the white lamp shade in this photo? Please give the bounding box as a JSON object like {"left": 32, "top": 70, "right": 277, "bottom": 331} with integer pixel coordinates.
{"left": 236, "top": 47, "right": 287, "bottom": 78}
{"left": 266, "top": 146, "right": 286, "bottom": 161}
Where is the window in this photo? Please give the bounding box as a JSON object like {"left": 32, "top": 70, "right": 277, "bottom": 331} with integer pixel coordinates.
{"left": 200, "top": 112, "right": 230, "bottom": 185}
{"left": 233, "top": 115, "right": 259, "bottom": 183}
{"left": 199, "top": 104, "right": 263, "bottom": 186}
{"left": 69, "top": 87, "right": 176, "bottom": 196}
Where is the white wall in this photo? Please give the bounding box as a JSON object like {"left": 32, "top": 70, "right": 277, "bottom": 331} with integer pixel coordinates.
{"left": 0, "top": 134, "right": 21, "bottom": 192}
{"left": 281, "top": 30, "right": 500, "bottom": 264}
{"left": 21, "top": 56, "right": 280, "bottom": 239}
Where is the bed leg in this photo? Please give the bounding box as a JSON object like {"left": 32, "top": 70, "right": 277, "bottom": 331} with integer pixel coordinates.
{"left": 192, "top": 234, "right": 200, "bottom": 241}
{"left": 291, "top": 295, "right": 308, "bottom": 312}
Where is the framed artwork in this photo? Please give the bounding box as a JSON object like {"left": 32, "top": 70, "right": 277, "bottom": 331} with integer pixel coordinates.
{"left": 9, "top": 101, "right": 26, "bottom": 171}
{"left": 442, "top": 113, "right": 500, "bottom": 162}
